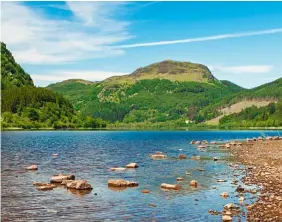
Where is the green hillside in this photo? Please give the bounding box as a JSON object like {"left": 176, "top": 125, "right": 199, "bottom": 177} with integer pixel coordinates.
{"left": 1, "top": 43, "right": 106, "bottom": 129}
{"left": 1, "top": 42, "right": 34, "bottom": 89}
{"left": 47, "top": 61, "right": 245, "bottom": 125}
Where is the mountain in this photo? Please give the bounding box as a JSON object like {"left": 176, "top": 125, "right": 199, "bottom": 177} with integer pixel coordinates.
{"left": 1, "top": 42, "right": 34, "bottom": 89}
{"left": 104, "top": 60, "right": 216, "bottom": 85}
{"left": 47, "top": 60, "right": 246, "bottom": 124}
{"left": 220, "top": 80, "right": 245, "bottom": 93}
{"left": 1, "top": 43, "right": 106, "bottom": 129}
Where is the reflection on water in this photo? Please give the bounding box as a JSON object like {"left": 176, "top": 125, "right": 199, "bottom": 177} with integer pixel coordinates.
{"left": 1, "top": 130, "right": 281, "bottom": 221}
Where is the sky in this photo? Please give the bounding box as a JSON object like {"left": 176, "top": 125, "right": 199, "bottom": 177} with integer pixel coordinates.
{"left": 1, "top": 1, "right": 282, "bottom": 88}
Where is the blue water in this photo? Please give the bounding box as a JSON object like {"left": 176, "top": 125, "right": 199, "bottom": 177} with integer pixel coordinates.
{"left": 1, "top": 130, "right": 281, "bottom": 221}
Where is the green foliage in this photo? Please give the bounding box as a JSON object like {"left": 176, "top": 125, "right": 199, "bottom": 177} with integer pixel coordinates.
{"left": 219, "top": 101, "right": 282, "bottom": 127}
{"left": 1, "top": 42, "right": 34, "bottom": 89}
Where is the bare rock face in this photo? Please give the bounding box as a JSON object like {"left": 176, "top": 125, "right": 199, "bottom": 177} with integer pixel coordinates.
{"left": 108, "top": 179, "right": 138, "bottom": 187}
{"left": 26, "top": 165, "right": 38, "bottom": 170}
{"left": 110, "top": 167, "right": 126, "bottom": 171}
{"left": 126, "top": 163, "right": 138, "bottom": 168}
{"left": 178, "top": 154, "right": 187, "bottom": 159}
{"left": 65, "top": 180, "right": 93, "bottom": 190}
{"left": 161, "top": 183, "right": 182, "bottom": 190}
{"left": 50, "top": 174, "right": 75, "bottom": 183}
{"left": 189, "top": 180, "right": 198, "bottom": 187}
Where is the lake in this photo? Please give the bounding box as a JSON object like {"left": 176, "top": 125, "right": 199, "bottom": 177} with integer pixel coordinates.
{"left": 1, "top": 130, "right": 281, "bottom": 221}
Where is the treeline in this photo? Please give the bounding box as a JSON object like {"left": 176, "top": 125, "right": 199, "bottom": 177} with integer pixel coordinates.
{"left": 1, "top": 87, "right": 107, "bottom": 129}
{"left": 219, "top": 101, "right": 282, "bottom": 127}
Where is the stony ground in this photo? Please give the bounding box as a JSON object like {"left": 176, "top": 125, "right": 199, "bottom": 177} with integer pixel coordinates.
{"left": 231, "top": 140, "right": 282, "bottom": 221}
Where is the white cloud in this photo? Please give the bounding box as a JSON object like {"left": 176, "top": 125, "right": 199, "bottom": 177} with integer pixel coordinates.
{"left": 209, "top": 65, "right": 273, "bottom": 74}
{"left": 1, "top": 2, "right": 131, "bottom": 64}
{"left": 32, "top": 70, "right": 127, "bottom": 86}
{"left": 115, "top": 28, "right": 282, "bottom": 48}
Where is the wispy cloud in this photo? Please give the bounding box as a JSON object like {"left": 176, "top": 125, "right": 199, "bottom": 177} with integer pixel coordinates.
{"left": 115, "top": 28, "right": 282, "bottom": 48}
{"left": 209, "top": 65, "right": 273, "bottom": 74}
{"left": 1, "top": 2, "right": 132, "bottom": 64}
{"left": 32, "top": 70, "right": 127, "bottom": 86}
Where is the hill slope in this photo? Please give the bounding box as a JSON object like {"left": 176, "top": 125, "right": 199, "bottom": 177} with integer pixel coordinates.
{"left": 1, "top": 42, "right": 34, "bottom": 89}
{"left": 1, "top": 43, "right": 106, "bottom": 129}
{"left": 47, "top": 61, "right": 245, "bottom": 124}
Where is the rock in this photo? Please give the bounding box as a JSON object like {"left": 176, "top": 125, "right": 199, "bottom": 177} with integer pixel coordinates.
{"left": 202, "top": 140, "right": 209, "bottom": 144}
{"left": 258, "top": 136, "right": 263, "bottom": 141}
{"left": 50, "top": 174, "right": 75, "bottom": 183}
{"left": 224, "top": 203, "right": 235, "bottom": 210}
{"left": 36, "top": 185, "right": 56, "bottom": 191}
{"left": 190, "top": 140, "right": 195, "bottom": 144}
{"left": 148, "top": 203, "right": 156, "bottom": 207}
{"left": 198, "top": 145, "right": 207, "bottom": 149}
{"left": 210, "top": 141, "right": 217, "bottom": 144}
{"left": 221, "top": 192, "right": 229, "bottom": 198}
{"left": 191, "top": 156, "right": 201, "bottom": 160}
{"left": 189, "top": 180, "right": 198, "bottom": 187}
{"left": 236, "top": 186, "right": 245, "bottom": 193}
{"left": 225, "top": 144, "right": 231, "bottom": 148}
{"left": 61, "top": 180, "right": 74, "bottom": 185}
{"left": 108, "top": 179, "right": 138, "bottom": 187}
{"left": 195, "top": 141, "right": 201, "bottom": 145}
{"left": 52, "top": 154, "right": 59, "bottom": 156}
{"left": 222, "top": 215, "right": 232, "bottom": 221}
{"left": 33, "top": 182, "right": 51, "bottom": 187}
{"left": 212, "top": 186, "right": 216, "bottom": 189}
{"left": 125, "top": 163, "right": 138, "bottom": 168}
{"left": 217, "top": 179, "right": 226, "bottom": 183}
{"left": 177, "top": 177, "right": 183, "bottom": 181}
{"left": 150, "top": 154, "right": 167, "bottom": 159}
{"left": 198, "top": 168, "right": 205, "bottom": 171}
{"left": 161, "top": 183, "right": 182, "bottom": 190}
{"left": 214, "top": 157, "right": 219, "bottom": 161}
{"left": 178, "top": 154, "right": 187, "bottom": 159}
{"left": 239, "top": 196, "right": 244, "bottom": 201}
{"left": 65, "top": 180, "right": 93, "bottom": 190}
{"left": 110, "top": 167, "right": 126, "bottom": 171}
{"left": 142, "top": 189, "right": 150, "bottom": 194}
{"left": 185, "top": 172, "right": 191, "bottom": 175}
{"left": 26, "top": 165, "right": 38, "bottom": 170}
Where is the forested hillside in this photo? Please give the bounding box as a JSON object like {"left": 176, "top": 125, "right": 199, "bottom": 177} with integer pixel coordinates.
{"left": 47, "top": 61, "right": 246, "bottom": 125}
{"left": 1, "top": 43, "right": 106, "bottom": 129}
{"left": 1, "top": 42, "right": 34, "bottom": 89}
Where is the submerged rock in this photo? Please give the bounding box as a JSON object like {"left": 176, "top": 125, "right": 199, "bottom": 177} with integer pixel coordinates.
{"left": 178, "top": 154, "right": 187, "bottom": 159}
{"left": 50, "top": 174, "right": 75, "bottom": 183}
{"left": 142, "top": 189, "right": 150, "bottom": 194}
{"left": 177, "top": 177, "right": 183, "bottom": 181}
{"left": 191, "top": 156, "right": 201, "bottom": 160}
{"left": 108, "top": 179, "right": 138, "bottom": 187}
{"left": 150, "top": 154, "right": 167, "bottom": 159}
{"left": 221, "top": 192, "right": 229, "bottom": 198}
{"left": 110, "top": 167, "right": 126, "bottom": 171}
{"left": 26, "top": 165, "right": 38, "bottom": 170}
{"left": 125, "top": 163, "right": 138, "bottom": 168}
{"left": 161, "top": 183, "right": 182, "bottom": 190}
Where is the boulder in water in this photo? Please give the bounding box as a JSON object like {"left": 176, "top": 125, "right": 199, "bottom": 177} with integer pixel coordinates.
{"left": 178, "top": 154, "right": 187, "bottom": 159}
{"left": 50, "top": 174, "right": 75, "bottom": 183}
{"left": 110, "top": 167, "right": 126, "bottom": 171}
{"left": 189, "top": 180, "right": 198, "bottom": 187}
{"left": 161, "top": 183, "right": 182, "bottom": 190}
{"left": 126, "top": 163, "right": 138, "bottom": 168}
{"left": 108, "top": 179, "right": 138, "bottom": 187}
{"left": 65, "top": 180, "right": 93, "bottom": 190}
{"left": 26, "top": 165, "right": 38, "bottom": 170}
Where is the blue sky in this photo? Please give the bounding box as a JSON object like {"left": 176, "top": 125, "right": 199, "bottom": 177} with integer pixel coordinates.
{"left": 1, "top": 1, "right": 282, "bottom": 88}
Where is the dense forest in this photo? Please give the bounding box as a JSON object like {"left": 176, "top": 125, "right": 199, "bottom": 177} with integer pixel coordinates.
{"left": 1, "top": 43, "right": 107, "bottom": 129}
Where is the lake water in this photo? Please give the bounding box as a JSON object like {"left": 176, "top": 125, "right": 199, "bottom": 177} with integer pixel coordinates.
{"left": 1, "top": 130, "right": 281, "bottom": 221}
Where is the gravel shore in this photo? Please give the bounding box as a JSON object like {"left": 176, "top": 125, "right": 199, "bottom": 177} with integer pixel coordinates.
{"left": 231, "top": 139, "right": 282, "bottom": 221}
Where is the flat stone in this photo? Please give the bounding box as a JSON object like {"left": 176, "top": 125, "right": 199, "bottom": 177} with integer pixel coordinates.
{"left": 161, "top": 183, "right": 182, "bottom": 190}
{"left": 125, "top": 163, "right": 138, "bottom": 168}
{"left": 108, "top": 179, "right": 138, "bottom": 187}
{"left": 50, "top": 174, "right": 75, "bottom": 183}
{"left": 26, "top": 165, "right": 38, "bottom": 170}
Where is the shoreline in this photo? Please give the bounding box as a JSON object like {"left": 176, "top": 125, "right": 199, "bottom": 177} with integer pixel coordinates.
{"left": 2, "top": 127, "right": 282, "bottom": 131}
{"left": 231, "top": 139, "right": 282, "bottom": 221}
